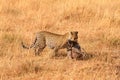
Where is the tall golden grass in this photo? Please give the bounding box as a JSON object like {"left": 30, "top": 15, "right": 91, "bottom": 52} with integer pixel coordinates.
{"left": 0, "top": 0, "right": 120, "bottom": 80}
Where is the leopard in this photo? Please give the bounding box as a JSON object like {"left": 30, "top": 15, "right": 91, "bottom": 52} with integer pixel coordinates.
{"left": 21, "top": 31, "right": 78, "bottom": 57}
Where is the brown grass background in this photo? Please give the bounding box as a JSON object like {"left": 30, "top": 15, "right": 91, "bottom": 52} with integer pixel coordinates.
{"left": 0, "top": 0, "right": 120, "bottom": 80}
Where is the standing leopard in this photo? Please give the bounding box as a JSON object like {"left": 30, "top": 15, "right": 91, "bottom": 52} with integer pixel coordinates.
{"left": 21, "top": 31, "right": 78, "bottom": 57}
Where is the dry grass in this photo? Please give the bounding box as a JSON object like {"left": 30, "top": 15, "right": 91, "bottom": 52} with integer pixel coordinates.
{"left": 0, "top": 0, "right": 120, "bottom": 80}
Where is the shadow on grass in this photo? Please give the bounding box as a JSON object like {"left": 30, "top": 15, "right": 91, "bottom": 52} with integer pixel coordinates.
{"left": 54, "top": 51, "right": 67, "bottom": 59}
{"left": 77, "top": 52, "right": 95, "bottom": 60}
{"left": 53, "top": 51, "right": 96, "bottom": 61}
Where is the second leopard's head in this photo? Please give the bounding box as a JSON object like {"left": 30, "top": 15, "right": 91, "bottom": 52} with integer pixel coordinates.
{"left": 68, "top": 31, "right": 78, "bottom": 42}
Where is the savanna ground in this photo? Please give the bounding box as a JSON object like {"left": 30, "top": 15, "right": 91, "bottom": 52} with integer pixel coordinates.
{"left": 0, "top": 0, "right": 120, "bottom": 80}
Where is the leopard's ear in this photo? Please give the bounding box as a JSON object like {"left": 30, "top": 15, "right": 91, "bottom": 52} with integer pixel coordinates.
{"left": 76, "top": 31, "right": 78, "bottom": 34}
{"left": 70, "top": 31, "right": 78, "bottom": 35}
{"left": 70, "top": 32, "right": 73, "bottom": 35}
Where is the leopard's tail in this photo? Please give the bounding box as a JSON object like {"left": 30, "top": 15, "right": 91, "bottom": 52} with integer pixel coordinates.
{"left": 21, "top": 38, "right": 37, "bottom": 49}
